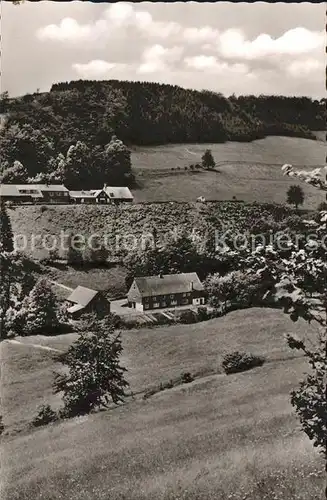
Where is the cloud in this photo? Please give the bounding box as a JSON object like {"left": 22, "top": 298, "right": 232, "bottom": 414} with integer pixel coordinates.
{"left": 138, "top": 44, "right": 183, "bottom": 74}
{"left": 32, "top": 2, "right": 324, "bottom": 98}
{"left": 286, "top": 58, "right": 324, "bottom": 78}
{"left": 184, "top": 55, "right": 249, "bottom": 75}
{"left": 72, "top": 60, "right": 126, "bottom": 79}
{"left": 37, "top": 3, "right": 182, "bottom": 45}
{"left": 37, "top": 18, "right": 108, "bottom": 44}
{"left": 182, "top": 26, "right": 219, "bottom": 44}
{"left": 218, "top": 27, "right": 324, "bottom": 60}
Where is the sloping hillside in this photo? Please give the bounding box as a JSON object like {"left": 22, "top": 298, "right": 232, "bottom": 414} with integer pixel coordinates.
{"left": 8, "top": 201, "right": 300, "bottom": 260}
{"left": 1, "top": 310, "right": 323, "bottom": 500}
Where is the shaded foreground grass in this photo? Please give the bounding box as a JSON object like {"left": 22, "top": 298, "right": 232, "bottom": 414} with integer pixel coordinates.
{"left": 1, "top": 308, "right": 323, "bottom": 499}
{"left": 1, "top": 308, "right": 318, "bottom": 435}
{"left": 2, "top": 358, "right": 324, "bottom": 500}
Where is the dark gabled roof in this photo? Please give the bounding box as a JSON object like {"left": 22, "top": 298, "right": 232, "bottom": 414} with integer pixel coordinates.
{"left": 130, "top": 272, "right": 203, "bottom": 298}
{"left": 66, "top": 286, "right": 99, "bottom": 307}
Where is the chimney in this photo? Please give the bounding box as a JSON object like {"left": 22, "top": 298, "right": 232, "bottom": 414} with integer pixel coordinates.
{"left": 103, "top": 183, "right": 107, "bottom": 190}
{"left": 190, "top": 281, "right": 194, "bottom": 290}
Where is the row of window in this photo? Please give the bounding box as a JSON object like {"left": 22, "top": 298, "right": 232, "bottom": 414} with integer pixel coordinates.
{"left": 144, "top": 292, "right": 191, "bottom": 302}
{"left": 144, "top": 298, "right": 189, "bottom": 310}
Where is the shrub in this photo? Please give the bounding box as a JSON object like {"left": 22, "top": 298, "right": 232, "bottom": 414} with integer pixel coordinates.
{"left": 197, "top": 306, "right": 209, "bottom": 321}
{"left": 222, "top": 351, "right": 265, "bottom": 374}
{"left": 179, "top": 310, "right": 198, "bottom": 324}
{"left": 180, "top": 372, "right": 194, "bottom": 383}
{"left": 32, "top": 404, "right": 58, "bottom": 427}
{"left": 0, "top": 415, "right": 4, "bottom": 435}
{"left": 40, "top": 205, "right": 47, "bottom": 213}
{"left": 317, "top": 201, "right": 327, "bottom": 212}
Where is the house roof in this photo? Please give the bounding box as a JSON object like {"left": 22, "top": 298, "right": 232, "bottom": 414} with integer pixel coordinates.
{"left": 0, "top": 184, "right": 68, "bottom": 197}
{"left": 69, "top": 189, "right": 107, "bottom": 199}
{"left": 104, "top": 186, "right": 133, "bottom": 200}
{"left": 130, "top": 272, "right": 204, "bottom": 298}
{"left": 67, "top": 303, "right": 85, "bottom": 314}
{"left": 15, "top": 184, "right": 69, "bottom": 192}
{"left": 66, "top": 286, "right": 99, "bottom": 307}
{"left": 0, "top": 185, "right": 30, "bottom": 197}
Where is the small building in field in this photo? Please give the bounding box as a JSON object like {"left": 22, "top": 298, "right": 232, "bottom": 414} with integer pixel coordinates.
{"left": 66, "top": 286, "right": 111, "bottom": 319}
{"left": 0, "top": 184, "right": 70, "bottom": 203}
{"left": 69, "top": 189, "right": 110, "bottom": 204}
{"left": 127, "top": 272, "right": 206, "bottom": 312}
{"left": 103, "top": 186, "right": 133, "bottom": 203}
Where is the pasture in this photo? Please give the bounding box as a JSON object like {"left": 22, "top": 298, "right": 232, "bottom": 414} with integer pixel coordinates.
{"left": 131, "top": 136, "right": 325, "bottom": 208}
{"left": 1, "top": 308, "right": 324, "bottom": 500}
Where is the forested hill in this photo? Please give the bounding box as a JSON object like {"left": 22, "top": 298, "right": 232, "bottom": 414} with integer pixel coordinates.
{"left": 0, "top": 80, "right": 325, "bottom": 189}
{"left": 2, "top": 80, "right": 325, "bottom": 148}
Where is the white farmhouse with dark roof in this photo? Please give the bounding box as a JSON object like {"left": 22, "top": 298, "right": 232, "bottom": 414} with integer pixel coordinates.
{"left": 103, "top": 185, "right": 133, "bottom": 203}
{"left": 127, "top": 272, "right": 206, "bottom": 312}
{"left": 69, "top": 189, "right": 109, "bottom": 204}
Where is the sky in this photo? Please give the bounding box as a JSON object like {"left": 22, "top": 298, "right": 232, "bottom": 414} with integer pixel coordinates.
{"left": 1, "top": 1, "right": 325, "bottom": 98}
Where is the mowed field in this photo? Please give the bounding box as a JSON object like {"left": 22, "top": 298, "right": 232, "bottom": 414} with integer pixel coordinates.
{"left": 1, "top": 308, "right": 324, "bottom": 500}
{"left": 131, "top": 135, "right": 325, "bottom": 208}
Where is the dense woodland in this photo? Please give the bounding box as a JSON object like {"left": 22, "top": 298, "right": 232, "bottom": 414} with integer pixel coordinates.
{"left": 0, "top": 79, "right": 325, "bottom": 188}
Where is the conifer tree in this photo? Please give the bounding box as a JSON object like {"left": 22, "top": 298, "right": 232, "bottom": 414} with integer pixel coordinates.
{"left": 23, "top": 279, "right": 59, "bottom": 335}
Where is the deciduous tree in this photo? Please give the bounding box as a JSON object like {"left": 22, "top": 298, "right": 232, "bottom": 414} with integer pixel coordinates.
{"left": 53, "top": 316, "right": 129, "bottom": 417}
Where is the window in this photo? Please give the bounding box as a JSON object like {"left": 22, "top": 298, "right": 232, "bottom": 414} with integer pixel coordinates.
{"left": 170, "top": 294, "right": 175, "bottom": 299}
{"left": 152, "top": 296, "right": 156, "bottom": 301}
{"left": 161, "top": 302, "right": 166, "bottom": 308}
{"left": 171, "top": 300, "right": 177, "bottom": 306}
{"left": 182, "top": 293, "right": 187, "bottom": 297}
{"left": 144, "top": 304, "right": 149, "bottom": 310}
{"left": 153, "top": 302, "right": 160, "bottom": 308}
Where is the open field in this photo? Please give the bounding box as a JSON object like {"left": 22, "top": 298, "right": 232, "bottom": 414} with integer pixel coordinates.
{"left": 131, "top": 136, "right": 325, "bottom": 207}
{"left": 48, "top": 265, "right": 128, "bottom": 298}
{"left": 1, "top": 308, "right": 323, "bottom": 499}
{"left": 133, "top": 163, "right": 324, "bottom": 207}
{"left": 1, "top": 308, "right": 317, "bottom": 434}
{"left": 131, "top": 135, "right": 325, "bottom": 171}
{"left": 1, "top": 356, "right": 324, "bottom": 499}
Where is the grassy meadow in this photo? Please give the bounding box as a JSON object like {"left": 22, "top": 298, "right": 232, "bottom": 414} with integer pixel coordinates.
{"left": 1, "top": 308, "right": 324, "bottom": 499}
{"left": 131, "top": 136, "right": 325, "bottom": 207}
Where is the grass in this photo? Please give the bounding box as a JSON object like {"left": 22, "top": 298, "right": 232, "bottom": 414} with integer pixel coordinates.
{"left": 47, "top": 265, "right": 127, "bottom": 298}
{"left": 1, "top": 358, "right": 324, "bottom": 500}
{"left": 0, "top": 308, "right": 324, "bottom": 499}
{"left": 131, "top": 136, "right": 325, "bottom": 170}
{"left": 1, "top": 308, "right": 318, "bottom": 433}
{"left": 130, "top": 136, "right": 325, "bottom": 208}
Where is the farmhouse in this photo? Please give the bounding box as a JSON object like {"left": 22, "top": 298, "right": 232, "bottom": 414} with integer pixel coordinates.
{"left": 0, "top": 184, "right": 70, "bottom": 203}
{"left": 66, "top": 286, "right": 111, "bottom": 319}
{"left": 69, "top": 189, "right": 110, "bottom": 204}
{"left": 127, "top": 272, "right": 206, "bottom": 312}
{"left": 103, "top": 186, "right": 134, "bottom": 203}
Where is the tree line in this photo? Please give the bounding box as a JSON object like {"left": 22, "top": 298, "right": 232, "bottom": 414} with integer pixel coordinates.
{"left": 0, "top": 81, "right": 325, "bottom": 187}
